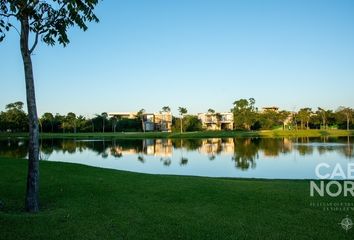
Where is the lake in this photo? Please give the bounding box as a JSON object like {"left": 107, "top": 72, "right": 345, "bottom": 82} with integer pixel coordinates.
{"left": 0, "top": 137, "right": 353, "bottom": 179}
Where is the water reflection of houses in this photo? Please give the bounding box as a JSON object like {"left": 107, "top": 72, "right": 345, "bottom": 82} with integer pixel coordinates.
{"left": 110, "top": 139, "right": 173, "bottom": 157}
{"left": 143, "top": 139, "right": 173, "bottom": 157}
{"left": 198, "top": 138, "right": 235, "bottom": 156}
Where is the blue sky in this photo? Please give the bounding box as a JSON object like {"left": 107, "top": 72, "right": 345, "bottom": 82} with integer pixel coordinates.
{"left": 1, "top": 0, "right": 354, "bottom": 116}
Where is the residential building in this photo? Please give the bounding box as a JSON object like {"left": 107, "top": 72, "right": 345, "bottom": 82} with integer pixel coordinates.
{"left": 108, "top": 111, "right": 172, "bottom": 132}
{"left": 261, "top": 106, "right": 279, "bottom": 113}
{"left": 197, "top": 112, "right": 234, "bottom": 130}
{"left": 108, "top": 112, "right": 137, "bottom": 119}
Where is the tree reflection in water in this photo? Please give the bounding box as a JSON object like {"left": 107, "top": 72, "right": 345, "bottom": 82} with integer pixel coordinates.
{"left": 161, "top": 158, "right": 171, "bottom": 166}
{"left": 232, "top": 138, "right": 259, "bottom": 170}
{"left": 137, "top": 155, "right": 145, "bottom": 163}
{"left": 0, "top": 137, "right": 353, "bottom": 169}
{"left": 180, "top": 157, "right": 188, "bottom": 166}
{"left": 0, "top": 139, "right": 28, "bottom": 158}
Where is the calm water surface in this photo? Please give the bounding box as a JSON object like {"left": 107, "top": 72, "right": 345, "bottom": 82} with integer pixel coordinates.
{"left": 1, "top": 137, "right": 353, "bottom": 179}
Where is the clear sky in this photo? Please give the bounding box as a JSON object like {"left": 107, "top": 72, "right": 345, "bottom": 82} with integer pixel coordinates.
{"left": 1, "top": 0, "right": 354, "bottom": 116}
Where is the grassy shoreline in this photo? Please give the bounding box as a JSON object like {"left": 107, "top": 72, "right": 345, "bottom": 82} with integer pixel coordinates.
{"left": 0, "top": 157, "right": 353, "bottom": 239}
{"left": 1, "top": 129, "right": 354, "bottom": 139}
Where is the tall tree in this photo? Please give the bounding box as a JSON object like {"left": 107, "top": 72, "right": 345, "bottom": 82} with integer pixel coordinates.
{"left": 336, "top": 107, "right": 353, "bottom": 131}
{"left": 317, "top": 107, "right": 327, "bottom": 129}
{"left": 215, "top": 113, "right": 222, "bottom": 130}
{"left": 231, "top": 98, "right": 257, "bottom": 130}
{"left": 136, "top": 108, "right": 146, "bottom": 132}
{"left": 54, "top": 113, "right": 65, "bottom": 133}
{"left": 297, "top": 108, "right": 312, "bottom": 130}
{"left": 278, "top": 110, "right": 291, "bottom": 130}
{"left": 0, "top": 0, "right": 99, "bottom": 212}
{"left": 66, "top": 112, "right": 77, "bottom": 133}
{"left": 40, "top": 112, "right": 54, "bottom": 132}
{"left": 2, "top": 101, "right": 28, "bottom": 132}
{"left": 110, "top": 115, "right": 118, "bottom": 133}
{"left": 178, "top": 107, "right": 188, "bottom": 133}
{"left": 101, "top": 112, "right": 108, "bottom": 133}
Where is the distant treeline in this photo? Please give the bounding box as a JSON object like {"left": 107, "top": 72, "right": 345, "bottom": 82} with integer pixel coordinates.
{"left": 0, "top": 99, "right": 353, "bottom": 133}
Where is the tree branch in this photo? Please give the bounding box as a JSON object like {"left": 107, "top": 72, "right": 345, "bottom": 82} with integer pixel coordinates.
{"left": 10, "top": 24, "right": 21, "bottom": 36}
{"left": 0, "top": 13, "right": 17, "bottom": 18}
{"left": 37, "top": 3, "right": 68, "bottom": 33}
{"left": 29, "top": 31, "right": 39, "bottom": 54}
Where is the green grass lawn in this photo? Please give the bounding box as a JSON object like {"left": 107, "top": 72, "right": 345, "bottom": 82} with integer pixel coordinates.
{"left": 1, "top": 129, "right": 354, "bottom": 140}
{"left": 0, "top": 158, "right": 353, "bottom": 239}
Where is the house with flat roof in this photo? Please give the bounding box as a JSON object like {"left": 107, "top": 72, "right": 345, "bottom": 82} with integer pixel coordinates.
{"left": 108, "top": 111, "right": 172, "bottom": 132}
{"left": 198, "top": 112, "right": 233, "bottom": 130}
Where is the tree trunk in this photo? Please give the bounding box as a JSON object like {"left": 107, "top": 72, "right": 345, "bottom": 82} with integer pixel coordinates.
{"left": 39, "top": 120, "right": 42, "bottom": 133}
{"left": 21, "top": 17, "right": 40, "bottom": 213}
{"left": 322, "top": 115, "right": 326, "bottom": 130}
{"left": 347, "top": 115, "right": 350, "bottom": 131}
{"left": 180, "top": 117, "right": 183, "bottom": 133}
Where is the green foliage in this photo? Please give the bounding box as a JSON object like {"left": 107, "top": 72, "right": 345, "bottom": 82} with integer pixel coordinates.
{"left": 116, "top": 119, "right": 142, "bottom": 132}
{"left": 231, "top": 98, "right": 257, "bottom": 130}
{"left": 336, "top": 106, "right": 354, "bottom": 130}
{"left": 0, "top": 0, "right": 99, "bottom": 46}
{"left": 40, "top": 112, "right": 54, "bottom": 132}
{"left": 161, "top": 106, "right": 171, "bottom": 112}
{"left": 62, "top": 112, "right": 77, "bottom": 133}
{"left": 172, "top": 115, "right": 202, "bottom": 132}
{"left": 184, "top": 115, "right": 203, "bottom": 132}
{"left": 207, "top": 108, "right": 215, "bottom": 114}
{"left": 0, "top": 102, "right": 28, "bottom": 132}
{"left": 178, "top": 107, "right": 187, "bottom": 115}
{"left": 256, "top": 110, "right": 291, "bottom": 130}
{"left": 297, "top": 108, "right": 312, "bottom": 129}
{"left": 1, "top": 100, "right": 353, "bottom": 133}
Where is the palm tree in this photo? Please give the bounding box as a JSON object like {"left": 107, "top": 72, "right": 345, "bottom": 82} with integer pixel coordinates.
{"left": 162, "top": 106, "right": 171, "bottom": 113}
{"left": 215, "top": 113, "right": 222, "bottom": 130}
{"left": 278, "top": 110, "right": 290, "bottom": 130}
{"left": 137, "top": 109, "right": 146, "bottom": 132}
{"left": 110, "top": 115, "right": 120, "bottom": 133}
{"left": 317, "top": 107, "right": 327, "bottom": 129}
{"left": 207, "top": 108, "right": 215, "bottom": 114}
{"left": 101, "top": 112, "right": 108, "bottom": 133}
{"left": 178, "top": 107, "right": 188, "bottom": 133}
